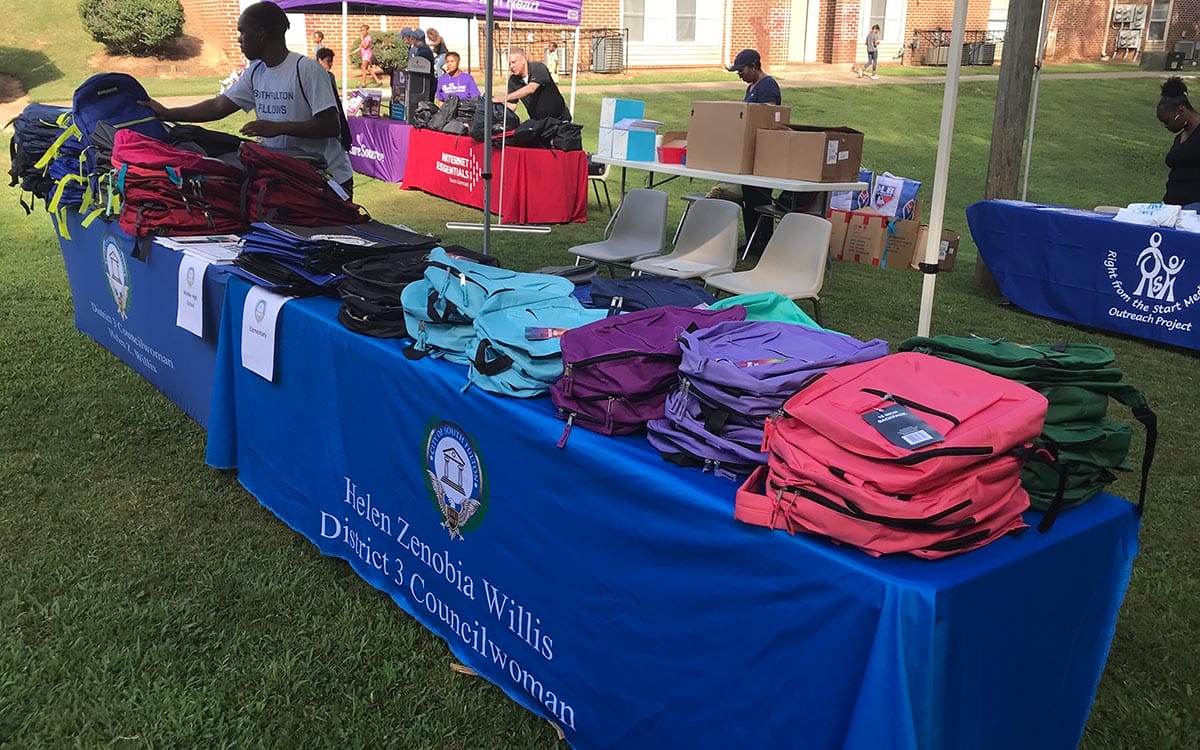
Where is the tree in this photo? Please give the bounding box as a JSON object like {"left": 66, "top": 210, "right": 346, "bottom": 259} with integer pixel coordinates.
{"left": 979, "top": 0, "right": 1045, "bottom": 294}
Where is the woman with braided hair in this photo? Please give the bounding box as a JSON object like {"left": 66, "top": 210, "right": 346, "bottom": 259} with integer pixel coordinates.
{"left": 1156, "top": 76, "right": 1200, "bottom": 208}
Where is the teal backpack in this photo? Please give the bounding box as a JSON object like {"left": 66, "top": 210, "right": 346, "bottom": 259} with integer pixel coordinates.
{"left": 709, "top": 292, "right": 821, "bottom": 329}
{"left": 899, "top": 336, "right": 1157, "bottom": 517}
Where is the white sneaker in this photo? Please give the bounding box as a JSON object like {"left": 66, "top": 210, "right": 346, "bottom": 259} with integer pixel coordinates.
{"left": 870, "top": 73, "right": 878, "bottom": 79}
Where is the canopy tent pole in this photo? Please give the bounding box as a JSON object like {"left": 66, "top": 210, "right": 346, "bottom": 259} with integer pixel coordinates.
{"left": 917, "top": 0, "right": 969, "bottom": 337}
{"left": 1021, "top": 0, "right": 1054, "bottom": 201}
{"left": 341, "top": 2, "right": 349, "bottom": 106}
{"left": 569, "top": 25, "right": 580, "bottom": 115}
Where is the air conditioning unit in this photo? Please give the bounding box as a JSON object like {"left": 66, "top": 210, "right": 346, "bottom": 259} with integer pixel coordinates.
{"left": 1112, "top": 4, "right": 1133, "bottom": 23}
{"left": 591, "top": 36, "right": 625, "bottom": 74}
{"left": 1174, "top": 40, "right": 1197, "bottom": 60}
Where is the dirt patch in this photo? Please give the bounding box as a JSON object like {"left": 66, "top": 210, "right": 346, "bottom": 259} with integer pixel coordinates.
{"left": 0, "top": 74, "right": 30, "bottom": 126}
{"left": 87, "top": 35, "right": 230, "bottom": 79}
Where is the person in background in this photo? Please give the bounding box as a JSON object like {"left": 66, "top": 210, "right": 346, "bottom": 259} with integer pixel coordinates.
{"left": 545, "top": 41, "right": 560, "bottom": 81}
{"left": 495, "top": 47, "right": 570, "bottom": 121}
{"left": 1157, "top": 76, "right": 1200, "bottom": 209}
{"left": 727, "top": 48, "right": 781, "bottom": 256}
{"left": 316, "top": 48, "right": 352, "bottom": 153}
{"left": 401, "top": 27, "right": 436, "bottom": 68}
{"left": 862, "top": 25, "right": 881, "bottom": 79}
{"left": 140, "top": 2, "right": 354, "bottom": 198}
{"left": 435, "top": 52, "right": 480, "bottom": 104}
{"left": 311, "top": 30, "right": 326, "bottom": 57}
{"left": 426, "top": 28, "right": 448, "bottom": 77}
{"left": 359, "top": 24, "right": 382, "bottom": 86}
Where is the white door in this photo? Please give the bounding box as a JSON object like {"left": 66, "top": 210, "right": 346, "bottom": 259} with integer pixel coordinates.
{"left": 788, "top": 0, "right": 820, "bottom": 63}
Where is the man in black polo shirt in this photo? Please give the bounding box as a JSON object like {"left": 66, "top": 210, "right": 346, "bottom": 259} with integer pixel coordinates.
{"left": 495, "top": 47, "right": 571, "bottom": 121}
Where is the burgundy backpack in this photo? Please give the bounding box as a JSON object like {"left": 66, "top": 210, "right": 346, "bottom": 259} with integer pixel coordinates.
{"left": 734, "top": 352, "right": 1049, "bottom": 559}
{"left": 112, "top": 129, "right": 248, "bottom": 243}
{"left": 239, "top": 141, "right": 369, "bottom": 226}
{"left": 550, "top": 305, "right": 746, "bottom": 446}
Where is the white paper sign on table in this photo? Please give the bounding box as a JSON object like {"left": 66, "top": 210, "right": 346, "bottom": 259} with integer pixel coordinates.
{"left": 240, "top": 286, "right": 292, "bottom": 382}
{"left": 176, "top": 256, "right": 210, "bottom": 337}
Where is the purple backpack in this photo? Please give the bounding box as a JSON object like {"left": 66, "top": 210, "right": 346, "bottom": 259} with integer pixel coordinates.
{"left": 647, "top": 321, "right": 889, "bottom": 477}
{"left": 551, "top": 305, "right": 746, "bottom": 446}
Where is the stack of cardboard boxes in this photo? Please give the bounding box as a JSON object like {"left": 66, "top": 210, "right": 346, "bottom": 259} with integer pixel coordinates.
{"left": 828, "top": 201, "right": 960, "bottom": 271}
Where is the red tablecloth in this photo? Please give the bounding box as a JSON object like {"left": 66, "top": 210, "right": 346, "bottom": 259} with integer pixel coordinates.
{"left": 403, "top": 128, "right": 587, "bottom": 224}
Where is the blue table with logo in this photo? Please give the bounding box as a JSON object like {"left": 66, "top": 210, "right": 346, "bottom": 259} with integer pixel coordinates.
{"left": 204, "top": 275, "right": 1140, "bottom": 750}
{"left": 55, "top": 211, "right": 229, "bottom": 427}
{"left": 967, "top": 200, "right": 1200, "bottom": 350}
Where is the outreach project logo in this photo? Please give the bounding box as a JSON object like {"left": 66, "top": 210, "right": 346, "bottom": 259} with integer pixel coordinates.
{"left": 423, "top": 420, "right": 488, "bottom": 541}
{"left": 102, "top": 234, "right": 131, "bottom": 319}
{"left": 254, "top": 299, "right": 267, "bottom": 324}
{"left": 1104, "top": 230, "right": 1199, "bottom": 333}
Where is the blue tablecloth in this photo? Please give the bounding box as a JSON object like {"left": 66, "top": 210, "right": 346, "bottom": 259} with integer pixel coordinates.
{"left": 56, "top": 211, "right": 229, "bottom": 426}
{"left": 207, "top": 276, "right": 1140, "bottom": 750}
{"left": 968, "top": 199, "right": 1200, "bottom": 350}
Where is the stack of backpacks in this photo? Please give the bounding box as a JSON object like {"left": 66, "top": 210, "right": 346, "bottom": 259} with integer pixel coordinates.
{"left": 647, "top": 321, "right": 888, "bottom": 477}
{"left": 899, "top": 336, "right": 1156, "bottom": 522}
{"left": 550, "top": 305, "right": 748, "bottom": 447}
{"left": 736, "top": 352, "right": 1052, "bottom": 559}
{"left": 10, "top": 71, "right": 370, "bottom": 244}
{"left": 401, "top": 248, "right": 606, "bottom": 396}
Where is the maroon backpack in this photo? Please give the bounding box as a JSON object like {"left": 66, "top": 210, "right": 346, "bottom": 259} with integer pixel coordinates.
{"left": 239, "top": 141, "right": 369, "bottom": 226}
{"left": 550, "top": 305, "right": 746, "bottom": 446}
{"left": 112, "top": 129, "right": 247, "bottom": 240}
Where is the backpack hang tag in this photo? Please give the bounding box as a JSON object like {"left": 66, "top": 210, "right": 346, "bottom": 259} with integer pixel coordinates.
{"left": 525, "top": 326, "right": 569, "bottom": 341}
{"left": 862, "top": 404, "right": 945, "bottom": 450}
{"left": 326, "top": 177, "right": 350, "bottom": 201}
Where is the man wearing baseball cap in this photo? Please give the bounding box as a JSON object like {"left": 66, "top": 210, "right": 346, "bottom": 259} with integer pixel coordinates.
{"left": 401, "top": 27, "right": 436, "bottom": 67}
{"left": 728, "top": 49, "right": 782, "bottom": 255}
{"left": 728, "top": 48, "right": 780, "bottom": 105}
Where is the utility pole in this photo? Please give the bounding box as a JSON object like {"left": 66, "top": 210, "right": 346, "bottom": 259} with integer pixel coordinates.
{"left": 979, "top": 0, "right": 1044, "bottom": 294}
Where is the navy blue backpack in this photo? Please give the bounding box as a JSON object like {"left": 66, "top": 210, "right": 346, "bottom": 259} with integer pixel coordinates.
{"left": 589, "top": 276, "right": 716, "bottom": 312}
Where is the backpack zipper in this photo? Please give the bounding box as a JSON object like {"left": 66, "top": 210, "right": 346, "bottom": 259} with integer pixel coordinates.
{"left": 769, "top": 479, "right": 976, "bottom": 531}
{"left": 859, "top": 388, "right": 962, "bottom": 427}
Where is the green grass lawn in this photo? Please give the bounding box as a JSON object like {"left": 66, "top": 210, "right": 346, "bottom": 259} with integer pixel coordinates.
{"left": 1, "top": 73, "right": 1198, "bottom": 748}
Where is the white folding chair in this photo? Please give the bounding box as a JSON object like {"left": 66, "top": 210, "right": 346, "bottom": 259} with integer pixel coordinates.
{"left": 705, "top": 213, "right": 832, "bottom": 324}
{"left": 630, "top": 198, "right": 740, "bottom": 279}
{"left": 589, "top": 163, "right": 613, "bottom": 212}
{"left": 569, "top": 188, "right": 668, "bottom": 271}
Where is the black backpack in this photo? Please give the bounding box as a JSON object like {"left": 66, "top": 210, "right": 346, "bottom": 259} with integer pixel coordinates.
{"left": 551, "top": 121, "right": 583, "bottom": 151}
{"left": 425, "top": 95, "right": 459, "bottom": 131}
{"left": 470, "top": 97, "right": 519, "bottom": 142}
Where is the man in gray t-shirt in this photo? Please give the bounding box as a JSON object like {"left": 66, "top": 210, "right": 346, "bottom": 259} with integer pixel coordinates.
{"left": 141, "top": 1, "right": 354, "bottom": 196}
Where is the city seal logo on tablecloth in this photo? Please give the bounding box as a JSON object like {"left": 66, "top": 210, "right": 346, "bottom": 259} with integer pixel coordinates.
{"left": 1105, "top": 230, "right": 1198, "bottom": 333}
{"left": 102, "top": 234, "right": 131, "bottom": 319}
{"left": 186, "top": 266, "right": 196, "bottom": 287}
{"left": 423, "top": 420, "right": 488, "bottom": 540}
{"left": 254, "top": 299, "right": 267, "bottom": 324}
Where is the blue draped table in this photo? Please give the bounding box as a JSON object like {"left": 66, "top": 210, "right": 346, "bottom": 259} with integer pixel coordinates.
{"left": 967, "top": 199, "right": 1200, "bottom": 350}
{"left": 55, "top": 211, "right": 229, "bottom": 427}
{"left": 206, "top": 275, "right": 1139, "bottom": 750}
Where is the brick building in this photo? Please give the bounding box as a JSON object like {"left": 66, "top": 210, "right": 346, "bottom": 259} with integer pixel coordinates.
{"left": 182, "top": 0, "right": 1199, "bottom": 72}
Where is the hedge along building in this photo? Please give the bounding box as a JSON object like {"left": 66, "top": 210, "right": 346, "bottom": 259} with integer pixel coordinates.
{"left": 183, "top": 0, "right": 1199, "bottom": 71}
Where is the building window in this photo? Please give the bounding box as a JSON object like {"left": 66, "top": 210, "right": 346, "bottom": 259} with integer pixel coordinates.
{"left": 869, "top": 0, "right": 887, "bottom": 36}
{"left": 625, "top": 0, "right": 645, "bottom": 42}
{"left": 1148, "top": 0, "right": 1171, "bottom": 42}
{"left": 677, "top": 0, "right": 697, "bottom": 42}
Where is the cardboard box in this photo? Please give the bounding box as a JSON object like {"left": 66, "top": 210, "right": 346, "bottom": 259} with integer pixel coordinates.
{"left": 827, "top": 208, "right": 854, "bottom": 260}
{"left": 752, "top": 125, "right": 865, "bottom": 182}
{"left": 888, "top": 224, "right": 961, "bottom": 271}
{"left": 842, "top": 210, "right": 889, "bottom": 267}
{"left": 600, "top": 98, "right": 645, "bottom": 128}
{"left": 686, "top": 101, "right": 790, "bottom": 174}
{"left": 614, "top": 118, "right": 660, "bottom": 161}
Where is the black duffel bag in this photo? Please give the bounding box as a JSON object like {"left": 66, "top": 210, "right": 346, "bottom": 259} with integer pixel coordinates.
{"left": 470, "top": 97, "right": 519, "bottom": 142}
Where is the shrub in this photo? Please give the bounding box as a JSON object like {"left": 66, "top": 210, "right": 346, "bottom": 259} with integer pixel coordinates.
{"left": 366, "top": 31, "right": 408, "bottom": 73}
{"left": 79, "top": 0, "right": 185, "bottom": 56}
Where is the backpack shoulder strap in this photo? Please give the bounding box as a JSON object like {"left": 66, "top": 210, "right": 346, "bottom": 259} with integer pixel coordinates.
{"left": 295, "top": 55, "right": 311, "bottom": 111}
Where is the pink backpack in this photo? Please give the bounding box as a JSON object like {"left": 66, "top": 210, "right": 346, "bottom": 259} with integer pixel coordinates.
{"left": 736, "top": 352, "right": 1047, "bottom": 558}
{"left": 112, "top": 129, "right": 247, "bottom": 239}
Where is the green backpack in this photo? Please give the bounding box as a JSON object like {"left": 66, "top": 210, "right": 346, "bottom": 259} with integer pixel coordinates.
{"left": 899, "top": 336, "right": 1157, "bottom": 517}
